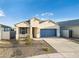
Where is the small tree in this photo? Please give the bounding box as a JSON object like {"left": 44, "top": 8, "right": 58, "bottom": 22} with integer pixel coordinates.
{"left": 25, "top": 35, "right": 33, "bottom": 45}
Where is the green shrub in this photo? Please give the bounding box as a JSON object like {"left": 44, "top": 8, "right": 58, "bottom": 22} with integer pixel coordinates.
{"left": 25, "top": 35, "right": 33, "bottom": 45}
{"left": 42, "top": 47, "right": 49, "bottom": 51}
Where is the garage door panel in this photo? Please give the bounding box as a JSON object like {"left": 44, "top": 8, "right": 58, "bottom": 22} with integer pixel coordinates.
{"left": 40, "top": 29, "right": 56, "bottom": 37}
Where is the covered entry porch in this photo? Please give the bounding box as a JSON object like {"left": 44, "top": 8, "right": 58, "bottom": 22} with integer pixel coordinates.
{"left": 16, "top": 27, "right": 40, "bottom": 40}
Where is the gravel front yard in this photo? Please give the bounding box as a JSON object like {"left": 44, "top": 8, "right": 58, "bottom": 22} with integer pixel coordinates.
{"left": 0, "top": 40, "right": 57, "bottom": 58}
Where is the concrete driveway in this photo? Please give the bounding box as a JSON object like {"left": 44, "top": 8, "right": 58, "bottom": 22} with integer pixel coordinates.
{"left": 42, "top": 38, "right": 79, "bottom": 58}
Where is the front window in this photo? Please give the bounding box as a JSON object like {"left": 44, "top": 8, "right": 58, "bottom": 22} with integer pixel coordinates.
{"left": 4, "top": 27, "right": 10, "bottom": 32}
{"left": 19, "top": 27, "right": 27, "bottom": 34}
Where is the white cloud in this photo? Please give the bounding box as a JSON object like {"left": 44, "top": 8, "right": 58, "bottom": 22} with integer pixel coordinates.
{"left": 34, "top": 12, "right": 54, "bottom": 20}
{"left": 0, "top": 10, "right": 5, "bottom": 16}
{"left": 41, "top": 12, "right": 54, "bottom": 16}
{"left": 35, "top": 12, "right": 54, "bottom": 17}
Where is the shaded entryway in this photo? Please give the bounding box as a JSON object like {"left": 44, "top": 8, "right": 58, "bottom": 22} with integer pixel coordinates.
{"left": 32, "top": 27, "right": 37, "bottom": 38}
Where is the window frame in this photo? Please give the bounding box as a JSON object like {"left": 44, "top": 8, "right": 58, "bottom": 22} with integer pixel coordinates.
{"left": 4, "top": 27, "right": 10, "bottom": 32}
{"left": 19, "top": 27, "right": 27, "bottom": 34}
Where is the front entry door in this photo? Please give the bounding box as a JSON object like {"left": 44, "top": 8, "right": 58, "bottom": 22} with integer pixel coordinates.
{"left": 32, "top": 27, "right": 37, "bottom": 38}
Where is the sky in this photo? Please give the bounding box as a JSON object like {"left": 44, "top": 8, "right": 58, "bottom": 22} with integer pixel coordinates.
{"left": 0, "top": 0, "right": 79, "bottom": 26}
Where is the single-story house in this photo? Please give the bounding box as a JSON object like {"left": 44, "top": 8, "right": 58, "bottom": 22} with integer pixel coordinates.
{"left": 58, "top": 19, "right": 79, "bottom": 38}
{"left": 0, "top": 18, "right": 79, "bottom": 40}
{"left": 0, "top": 24, "right": 15, "bottom": 40}
{"left": 15, "top": 17, "right": 60, "bottom": 40}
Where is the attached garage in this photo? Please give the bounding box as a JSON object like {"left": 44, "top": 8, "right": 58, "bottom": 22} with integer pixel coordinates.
{"left": 40, "top": 29, "right": 57, "bottom": 37}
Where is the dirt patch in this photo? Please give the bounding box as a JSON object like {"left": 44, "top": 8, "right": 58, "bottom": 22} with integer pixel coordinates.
{"left": 0, "top": 40, "right": 57, "bottom": 58}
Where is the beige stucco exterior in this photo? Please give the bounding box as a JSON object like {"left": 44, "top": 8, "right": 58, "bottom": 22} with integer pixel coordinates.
{"left": 15, "top": 18, "right": 60, "bottom": 40}
{"left": 30, "top": 18, "right": 40, "bottom": 38}
{"left": 16, "top": 22, "right": 29, "bottom": 27}
{"left": 39, "top": 20, "right": 60, "bottom": 37}
{"left": 63, "top": 26, "right": 79, "bottom": 38}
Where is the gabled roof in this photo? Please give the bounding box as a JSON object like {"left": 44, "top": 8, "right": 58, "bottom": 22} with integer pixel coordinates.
{"left": 15, "top": 17, "right": 58, "bottom": 26}
{"left": 15, "top": 20, "right": 30, "bottom": 26}
{"left": 15, "top": 17, "right": 40, "bottom": 26}
{"left": 58, "top": 19, "right": 79, "bottom": 27}
{"left": 40, "top": 20, "right": 58, "bottom": 25}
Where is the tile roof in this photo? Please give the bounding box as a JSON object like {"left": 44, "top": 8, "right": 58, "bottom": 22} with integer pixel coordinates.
{"left": 15, "top": 17, "right": 58, "bottom": 26}
{"left": 0, "top": 24, "right": 11, "bottom": 28}
{"left": 58, "top": 19, "right": 79, "bottom": 27}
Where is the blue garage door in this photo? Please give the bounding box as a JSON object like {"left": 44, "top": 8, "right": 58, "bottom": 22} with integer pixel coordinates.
{"left": 40, "top": 29, "right": 57, "bottom": 37}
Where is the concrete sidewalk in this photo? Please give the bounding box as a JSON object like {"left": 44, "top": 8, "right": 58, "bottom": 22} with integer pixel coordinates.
{"left": 29, "top": 53, "right": 64, "bottom": 58}
{"left": 43, "top": 38, "right": 79, "bottom": 58}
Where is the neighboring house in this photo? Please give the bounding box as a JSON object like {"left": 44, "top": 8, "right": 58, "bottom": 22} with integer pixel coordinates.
{"left": 0, "top": 24, "right": 12, "bottom": 40}
{"left": 15, "top": 17, "right": 60, "bottom": 40}
{"left": 58, "top": 19, "right": 79, "bottom": 38}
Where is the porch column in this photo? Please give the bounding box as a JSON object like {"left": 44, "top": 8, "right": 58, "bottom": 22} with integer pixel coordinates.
{"left": 36, "top": 27, "right": 40, "bottom": 38}
{"left": 16, "top": 27, "right": 19, "bottom": 40}
{"left": 30, "top": 26, "right": 32, "bottom": 38}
